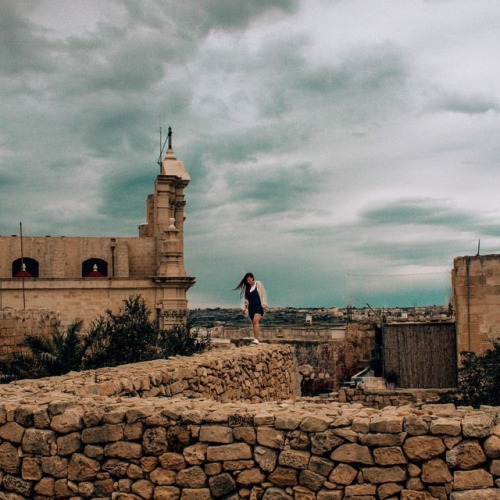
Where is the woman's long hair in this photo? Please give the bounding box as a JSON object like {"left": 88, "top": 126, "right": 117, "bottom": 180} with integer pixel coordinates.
{"left": 234, "top": 272, "right": 254, "bottom": 298}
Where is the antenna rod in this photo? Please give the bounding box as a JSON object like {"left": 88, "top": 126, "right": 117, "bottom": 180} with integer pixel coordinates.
{"left": 477, "top": 239, "right": 481, "bottom": 256}
{"left": 20, "top": 222, "right": 26, "bottom": 309}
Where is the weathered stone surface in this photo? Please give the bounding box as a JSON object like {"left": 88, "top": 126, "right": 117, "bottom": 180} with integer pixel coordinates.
{"left": 490, "top": 459, "right": 500, "bottom": 475}
{"left": 344, "top": 483, "right": 377, "bottom": 495}
{"left": 223, "top": 459, "right": 255, "bottom": 471}
{"left": 300, "top": 416, "right": 331, "bottom": 432}
{"left": 317, "top": 491, "right": 342, "bottom": 500}
{"left": 462, "top": 413, "right": 494, "bottom": 438}
{"left": 34, "top": 476, "right": 55, "bottom": 496}
{"left": 180, "top": 488, "right": 212, "bottom": 500}
{"left": 131, "top": 478, "right": 154, "bottom": 498}
{"left": 369, "top": 415, "right": 403, "bottom": 434}
{"left": 0, "top": 422, "right": 25, "bottom": 443}
{"left": 155, "top": 485, "right": 181, "bottom": 499}
{"left": 200, "top": 425, "right": 233, "bottom": 444}
{"left": 67, "top": 453, "right": 100, "bottom": 481}
{"left": 373, "top": 446, "right": 407, "bottom": 465}
{"left": 41, "top": 456, "right": 69, "bottom": 478}
{"left": 361, "top": 466, "right": 406, "bottom": 483}
{"left": 236, "top": 467, "right": 266, "bottom": 486}
{"left": 310, "top": 430, "right": 344, "bottom": 455}
{"left": 330, "top": 443, "right": 374, "bottom": 465}
{"left": 207, "top": 442, "right": 252, "bottom": 461}
{"left": 404, "top": 415, "right": 431, "bottom": 436}
{"left": 0, "top": 442, "right": 20, "bottom": 474}
{"left": 2, "top": 474, "right": 33, "bottom": 497}
{"left": 21, "top": 428, "right": 56, "bottom": 456}
{"left": 299, "top": 469, "right": 325, "bottom": 491}
{"left": 430, "top": 417, "right": 461, "bottom": 436}
{"left": 403, "top": 436, "right": 445, "bottom": 460}
{"left": 275, "top": 414, "right": 301, "bottom": 430}
{"left": 142, "top": 426, "right": 168, "bottom": 455}
{"left": 159, "top": 452, "right": 186, "bottom": 471}
{"left": 484, "top": 435, "right": 500, "bottom": 458}
{"left": 446, "top": 440, "right": 487, "bottom": 470}
{"left": 232, "top": 426, "right": 256, "bottom": 444}
{"left": 329, "top": 463, "right": 357, "bottom": 485}
{"left": 268, "top": 466, "right": 298, "bottom": 486}
{"left": 21, "top": 456, "right": 42, "bottom": 481}
{"left": 255, "top": 446, "right": 278, "bottom": 472}
{"left": 57, "top": 431, "right": 81, "bottom": 456}
{"left": 450, "top": 489, "right": 500, "bottom": 499}
{"left": 359, "top": 432, "right": 406, "bottom": 447}
{"left": 421, "top": 458, "right": 452, "bottom": 483}
{"left": 453, "top": 469, "right": 494, "bottom": 490}
{"left": 81, "top": 423, "right": 124, "bottom": 444}
{"left": 208, "top": 472, "right": 236, "bottom": 497}
{"left": 378, "top": 482, "right": 403, "bottom": 499}
{"left": 257, "top": 427, "right": 285, "bottom": 449}
{"left": 278, "top": 449, "right": 310, "bottom": 469}
{"left": 262, "top": 486, "right": 293, "bottom": 499}
{"left": 177, "top": 466, "right": 207, "bottom": 488}
{"left": 150, "top": 467, "right": 177, "bottom": 485}
{"left": 308, "top": 456, "right": 334, "bottom": 478}
{"left": 183, "top": 442, "right": 208, "bottom": 465}
{"left": 104, "top": 441, "right": 142, "bottom": 460}
{"left": 50, "top": 408, "right": 84, "bottom": 434}
{"left": 401, "top": 490, "right": 433, "bottom": 499}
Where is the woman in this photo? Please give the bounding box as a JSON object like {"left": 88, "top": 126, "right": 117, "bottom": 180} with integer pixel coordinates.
{"left": 234, "top": 272, "right": 268, "bottom": 344}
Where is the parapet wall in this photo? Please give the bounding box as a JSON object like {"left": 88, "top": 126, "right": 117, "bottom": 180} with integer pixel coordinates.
{"left": 0, "top": 345, "right": 499, "bottom": 499}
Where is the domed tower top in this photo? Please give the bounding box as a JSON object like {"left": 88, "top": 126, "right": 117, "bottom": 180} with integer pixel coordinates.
{"left": 160, "top": 127, "right": 190, "bottom": 182}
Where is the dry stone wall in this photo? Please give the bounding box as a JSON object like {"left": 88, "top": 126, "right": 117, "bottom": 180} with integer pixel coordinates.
{"left": 0, "top": 344, "right": 499, "bottom": 499}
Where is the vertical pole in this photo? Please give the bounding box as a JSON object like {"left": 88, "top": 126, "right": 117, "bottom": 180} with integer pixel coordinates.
{"left": 20, "top": 222, "right": 26, "bottom": 309}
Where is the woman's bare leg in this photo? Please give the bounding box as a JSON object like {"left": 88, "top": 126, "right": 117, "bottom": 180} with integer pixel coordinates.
{"left": 252, "top": 314, "right": 262, "bottom": 340}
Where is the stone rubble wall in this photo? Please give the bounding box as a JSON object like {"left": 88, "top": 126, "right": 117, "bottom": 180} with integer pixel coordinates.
{"left": 0, "top": 344, "right": 499, "bottom": 499}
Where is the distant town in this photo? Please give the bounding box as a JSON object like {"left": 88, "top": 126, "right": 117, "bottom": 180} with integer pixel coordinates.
{"left": 188, "top": 304, "right": 453, "bottom": 328}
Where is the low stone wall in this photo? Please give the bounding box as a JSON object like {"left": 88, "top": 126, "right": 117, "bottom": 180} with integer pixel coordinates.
{"left": 0, "top": 345, "right": 499, "bottom": 499}
{"left": 0, "top": 308, "right": 59, "bottom": 359}
{"left": 0, "top": 398, "right": 499, "bottom": 499}
{"left": 336, "top": 387, "right": 453, "bottom": 409}
{"left": 0, "top": 344, "right": 296, "bottom": 404}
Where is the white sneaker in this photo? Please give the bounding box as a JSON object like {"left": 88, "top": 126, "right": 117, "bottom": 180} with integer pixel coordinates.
{"left": 251, "top": 339, "right": 259, "bottom": 345}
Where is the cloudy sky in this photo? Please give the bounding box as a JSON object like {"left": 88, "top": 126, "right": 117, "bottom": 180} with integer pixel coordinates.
{"left": 2, "top": 0, "right": 500, "bottom": 309}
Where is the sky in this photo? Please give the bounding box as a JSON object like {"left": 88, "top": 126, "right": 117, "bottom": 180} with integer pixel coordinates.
{"left": 1, "top": 0, "right": 500, "bottom": 309}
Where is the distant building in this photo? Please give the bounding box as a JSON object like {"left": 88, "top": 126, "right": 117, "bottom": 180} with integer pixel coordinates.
{"left": 452, "top": 254, "right": 500, "bottom": 354}
{"left": 0, "top": 143, "right": 195, "bottom": 329}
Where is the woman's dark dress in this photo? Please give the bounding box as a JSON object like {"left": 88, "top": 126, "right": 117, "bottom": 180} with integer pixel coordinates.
{"left": 246, "top": 287, "right": 264, "bottom": 320}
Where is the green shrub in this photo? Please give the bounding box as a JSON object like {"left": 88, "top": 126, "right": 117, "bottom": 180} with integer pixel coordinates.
{"left": 442, "top": 340, "right": 500, "bottom": 408}
{"left": 0, "top": 296, "right": 211, "bottom": 382}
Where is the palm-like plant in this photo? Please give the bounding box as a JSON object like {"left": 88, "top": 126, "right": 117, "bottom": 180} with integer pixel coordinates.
{"left": 0, "top": 321, "right": 85, "bottom": 382}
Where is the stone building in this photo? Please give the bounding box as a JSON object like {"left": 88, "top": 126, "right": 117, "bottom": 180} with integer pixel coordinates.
{"left": 0, "top": 139, "right": 195, "bottom": 330}
{"left": 452, "top": 254, "right": 500, "bottom": 354}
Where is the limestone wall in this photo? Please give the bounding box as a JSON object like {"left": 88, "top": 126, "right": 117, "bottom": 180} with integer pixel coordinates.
{"left": 0, "top": 345, "right": 499, "bottom": 499}
{"left": 453, "top": 254, "right": 500, "bottom": 354}
{"left": 0, "top": 309, "right": 59, "bottom": 359}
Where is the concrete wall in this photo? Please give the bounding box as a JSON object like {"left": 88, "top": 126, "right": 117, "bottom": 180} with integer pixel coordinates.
{"left": 0, "top": 345, "right": 499, "bottom": 499}
{"left": 452, "top": 254, "right": 500, "bottom": 354}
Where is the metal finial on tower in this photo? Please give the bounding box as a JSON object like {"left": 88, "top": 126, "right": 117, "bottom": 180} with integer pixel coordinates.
{"left": 167, "top": 127, "right": 172, "bottom": 150}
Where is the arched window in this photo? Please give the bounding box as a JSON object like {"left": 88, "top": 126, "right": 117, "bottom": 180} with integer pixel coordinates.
{"left": 12, "top": 257, "right": 39, "bottom": 277}
{"left": 82, "top": 258, "right": 108, "bottom": 277}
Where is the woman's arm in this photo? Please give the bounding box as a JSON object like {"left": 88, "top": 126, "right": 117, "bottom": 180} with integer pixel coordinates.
{"left": 257, "top": 281, "right": 268, "bottom": 308}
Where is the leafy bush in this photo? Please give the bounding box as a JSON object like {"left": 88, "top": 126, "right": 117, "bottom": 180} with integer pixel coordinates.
{"left": 0, "top": 296, "right": 211, "bottom": 382}
{"left": 442, "top": 340, "right": 500, "bottom": 408}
